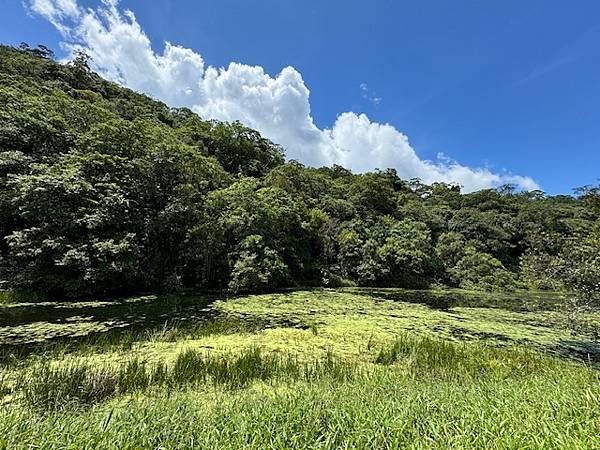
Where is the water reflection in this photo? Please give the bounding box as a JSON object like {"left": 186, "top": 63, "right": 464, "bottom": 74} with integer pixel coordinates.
{"left": 0, "top": 294, "right": 222, "bottom": 356}
{"left": 345, "top": 288, "right": 567, "bottom": 312}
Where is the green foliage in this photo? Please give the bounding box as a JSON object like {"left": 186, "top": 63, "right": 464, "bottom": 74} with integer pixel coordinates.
{"left": 0, "top": 44, "right": 598, "bottom": 297}
{"left": 228, "top": 235, "right": 289, "bottom": 292}
{"left": 349, "top": 171, "right": 397, "bottom": 216}
{"left": 337, "top": 217, "right": 435, "bottom": 287}
{"left": 557, "top": 224, "right": 600, "bottom": 300}
{"left": 435, "top": 231, "right": 466, "bottom": 269}
{"left": 519, "top": 250, "right": 564, "bottom": 291}
{"left": 450, "top": 247, "right": 516, "bottom": 291}
{"left": 204, "top": 121, "right": 285, "bottom": 177}
{"left": 375, "top": 217, "right": 435, "bottom": 287}
{"left": 5, "top": 151, "right": 143, "bottom": 296}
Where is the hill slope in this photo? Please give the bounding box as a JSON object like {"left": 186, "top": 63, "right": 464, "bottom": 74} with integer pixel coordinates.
{"left": 0, "top": 44, "right": 598, "bottom": 298}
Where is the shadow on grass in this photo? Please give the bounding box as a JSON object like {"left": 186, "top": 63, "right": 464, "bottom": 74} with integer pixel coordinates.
{"left": 556, "top": 339, "right": 600, "bottom": 365}
{"left": 0, "top": 292, "right": 310, "bottom": 364}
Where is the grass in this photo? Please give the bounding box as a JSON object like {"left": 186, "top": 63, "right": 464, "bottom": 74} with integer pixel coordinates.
{"left": 1, "top": 288, "right": 599, "bottom": 448}
{"left": 10, "top": 347, "right": 357, "bottom": 410}
{"left": 1, "top": 340, "right": 598, "bottom": 449}
{"left": 373, "top": 332, "right": 555, "bottom": 379}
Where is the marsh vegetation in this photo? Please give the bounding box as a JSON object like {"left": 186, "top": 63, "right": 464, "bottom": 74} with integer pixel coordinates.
{"left": 1, "top": 289, "right": 599, "bottom": 448}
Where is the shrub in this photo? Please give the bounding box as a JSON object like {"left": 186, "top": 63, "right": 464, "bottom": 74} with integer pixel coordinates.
{"left": 450, "top": 247, "right": 516, "bottom": 291}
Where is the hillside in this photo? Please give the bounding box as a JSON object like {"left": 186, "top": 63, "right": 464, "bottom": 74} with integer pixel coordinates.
{"left": 0, "top": 44, "right": 599, "bottom": 299}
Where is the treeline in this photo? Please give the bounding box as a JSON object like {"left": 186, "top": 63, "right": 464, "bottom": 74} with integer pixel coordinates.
{"left": 1, "top": 44, "right": 599, "bottom": 298}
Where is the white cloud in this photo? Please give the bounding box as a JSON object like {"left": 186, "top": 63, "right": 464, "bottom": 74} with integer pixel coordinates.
{"left": 360, "top": 83, "right": 382, "bottom": 106}
{"left": 26, "top": 0, "right": 540, "bottom": 192}
{"left": 28, "top": 0, "right": 80, "bottom": 34}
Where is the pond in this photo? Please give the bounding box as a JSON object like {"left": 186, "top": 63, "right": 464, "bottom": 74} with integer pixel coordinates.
{"left": 345, "top": 288, "right": 569, "bottom": 312}
{"left": 0, "top": 288, "right": 596, "bottom": 364}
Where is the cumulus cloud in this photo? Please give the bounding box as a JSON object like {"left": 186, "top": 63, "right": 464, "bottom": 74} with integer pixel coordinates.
{"left": 26, "top": 0, "right": 539, "bottom": 192}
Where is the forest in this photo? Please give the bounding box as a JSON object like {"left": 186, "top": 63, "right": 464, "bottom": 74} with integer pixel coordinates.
{"left": 1, "top": 44, "right": 599, "bottom": 302}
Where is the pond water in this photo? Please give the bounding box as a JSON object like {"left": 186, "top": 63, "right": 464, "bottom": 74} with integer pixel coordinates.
{"left": 345, "top": 288, "right": 569, "bottom": 312}
{"left": 0, "top": 294, "right": 221, "bottom": 356}
{"left": 0, "top": 288, "right": 591, "bottom": 363}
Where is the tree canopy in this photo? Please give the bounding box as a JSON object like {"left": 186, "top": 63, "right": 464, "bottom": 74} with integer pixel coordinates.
{"left": 1, "top": 44, "right": 599, "bottom": 299}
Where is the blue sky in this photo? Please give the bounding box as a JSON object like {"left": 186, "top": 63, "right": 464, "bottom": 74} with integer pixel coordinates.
{"left": 2, "top": 0, "right": 599, "bottom": 193}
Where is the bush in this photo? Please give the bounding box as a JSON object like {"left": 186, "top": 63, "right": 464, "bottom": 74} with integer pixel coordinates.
{"left": 450, "top": 247, "right": 516, "bottom": 291}
{"left": 321, "top": 271, "right": 357, "bottom": 288}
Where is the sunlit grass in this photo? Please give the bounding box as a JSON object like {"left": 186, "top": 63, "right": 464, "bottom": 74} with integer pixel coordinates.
{"left": 5, "top": 334, "right": 591, "bottom": 409}
{"left": 1, "top": 338, "right": 598, "bottom": 449}
{"left": 1, "top": 289, "right": 599, "bottom": 448}
{"left": 215, "top": 290, "right": 600, "bottom": 361}
{"left": 11, "top": 347, "right": 358, "bottom": 410}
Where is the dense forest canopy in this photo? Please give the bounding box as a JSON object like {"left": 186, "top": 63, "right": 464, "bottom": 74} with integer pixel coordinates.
{"left": 1, "top": 44, "right": 599, "bottom": 299}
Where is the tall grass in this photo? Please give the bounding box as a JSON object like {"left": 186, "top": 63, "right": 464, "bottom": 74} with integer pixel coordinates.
{"left": 19, "top": 362, "right": 118, "bottom": 409}
{"left": 12, "top": 334, "right": 580, "bottom": 411}
{"left": 14, "top": 348, "right": 357, "bottom": 410}
{"left": 3, "top": 334, "right": 599, "bottom": 448}
{"left": 3, "top": 362, "right": 599, "bottom": 449}
{"left": 375, "top": 333, "right": 553, "bottom": 379}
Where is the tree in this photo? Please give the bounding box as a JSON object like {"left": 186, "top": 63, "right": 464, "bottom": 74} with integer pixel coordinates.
{"left": 5, "top": 152, "right": 143, "bottom": 296}
{"left": 449, "top": 247, "right": 516, "bottom": 291}
{"left": 1, "top": 43, "right": 599, "bottom": 298}
{"left": 376, "top": 218, "right": 435, "bottom": 288}
{"left": 348, "top": 172, "right": 397, "bottom": 217}
{"left": 435, "top": 231, "right": 466, "bottom": 269}
{"left": 553, "top": 225, "right": 600, "bottom": 336}
{"left": 574, "top": 184, "right": 600, "bottom": 218}
{"left": 228, "top": 235, "right": 289, "bottom": 292}
{"left": 191, "top": 179, "right": 308, "bottom": 288}
{"left": 337, "top": 217, "right": 434, "bottom": 287}
{"left": 0, "top": 151, "right": 31, "bottom": 280}
{"left": 67, "top": 51, "right": 94, "bottom": 89}
{"left": 203, "top": 121, "right": 284, "bottom": 177}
